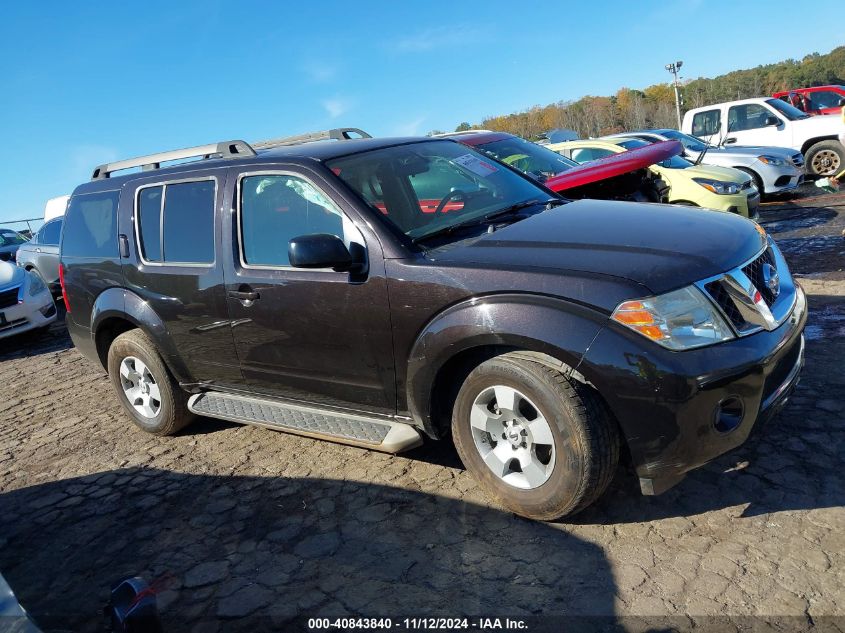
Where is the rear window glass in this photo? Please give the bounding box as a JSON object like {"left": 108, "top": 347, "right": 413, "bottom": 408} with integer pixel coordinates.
{"left": 136, "top": 180, "right": 215, "bottom": 264}
{"left": 62, "top": 191, "right": 119, "bottom": 258}
{"left": 39, "top": 219, "right": 63, "bottom": 246}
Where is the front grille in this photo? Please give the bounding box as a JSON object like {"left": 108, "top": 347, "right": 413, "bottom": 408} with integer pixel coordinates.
{"left": 743, "top": 248, "right": 777, "bottom": 306}
{"left": 0, "top": 286, "right": 21, "bottom": 309}
{"left": 791, "top": 153, "right": 804, "bottom": 168}
{"left": 705, "top": 280, "right": 744, "bottom": 327}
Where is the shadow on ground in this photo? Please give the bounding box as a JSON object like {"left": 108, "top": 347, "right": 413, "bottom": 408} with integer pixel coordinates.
{"left": 0, "top": 470, "right": 617, "bottom": 632}
{"left": 0, "top": 305, "right": 72, "bottom": 361}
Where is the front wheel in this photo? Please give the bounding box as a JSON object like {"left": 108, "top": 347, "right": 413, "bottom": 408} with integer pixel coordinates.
{"left": 107, "top": 329, "right": 194, "bottom": 436}
{"left": 805, "top": 140, "right": 844, "bottom": 176}
{"left": 452, "top": 354, "right": 619, "bottom": 521}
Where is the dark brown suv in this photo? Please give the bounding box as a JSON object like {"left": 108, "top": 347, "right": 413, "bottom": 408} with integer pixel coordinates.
{"left": 60, "top": 128, "right": 807, "bottom": 520}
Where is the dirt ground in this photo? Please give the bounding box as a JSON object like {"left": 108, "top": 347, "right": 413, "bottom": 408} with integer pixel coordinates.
{"left": 1, "top": 188, "right": 843, "bottom": 633}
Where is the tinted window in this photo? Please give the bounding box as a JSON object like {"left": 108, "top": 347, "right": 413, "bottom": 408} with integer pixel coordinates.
{"left": 765, "top": 98, "right": 809, "bottom": 121}
{"left": 62, "top": 191, "right": 119, "bottom": 258}
{"left": 163, "top": 181, "right": 215, "bottom": 263}
{"left": 692, "top": 109, "right": 720, "bottom": 137}
{"left": 475, "top": 136, "right": 577, "bottom": 181}
{"left": 136, "top": 180, "right": 215, "bottom": 264}
{"left": 240, "top": 175, "right": 347, "bottom": 267}
{"left": 138, "top": 186, "right": 163, "bottom": 261}
{"left": 39, "top": 219, "right": 63, "bottom": 245}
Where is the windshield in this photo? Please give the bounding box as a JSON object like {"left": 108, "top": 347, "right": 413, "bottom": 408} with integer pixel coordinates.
{"left": 656, "top": 129, "right": 709, "bottom": 153}
{"left": 615, "top": 138, "right": 693, "bottom": 169}
{"left": 766, "top": 98, "right": 810, "bottom": 121}
{"left": 0, "top": 229, "right": 27, "bottom": 246}
{"left": 328, "top": 140, "right": 552, "bottom": 242}
{"left": 474, "top": 136, "right": 578, "bottom": 182}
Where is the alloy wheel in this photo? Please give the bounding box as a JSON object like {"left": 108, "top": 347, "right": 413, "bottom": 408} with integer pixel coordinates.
{"left": 469, "top": 385, "right": 555, "bottom": 490}
{"left": 119, "top": 356, "right": 162, "bottom": 419}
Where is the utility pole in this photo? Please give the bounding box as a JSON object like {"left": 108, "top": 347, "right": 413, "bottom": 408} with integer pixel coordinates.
{"left": 665, "top": 61, "right": 683, "bottom": 129}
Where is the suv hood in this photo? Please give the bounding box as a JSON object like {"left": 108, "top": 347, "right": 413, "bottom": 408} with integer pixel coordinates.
{"left": 429, "top": 199, "right": 766, "bottom": 296}
{"left": 794, "top": 113, "right": 845, "bottom": 134}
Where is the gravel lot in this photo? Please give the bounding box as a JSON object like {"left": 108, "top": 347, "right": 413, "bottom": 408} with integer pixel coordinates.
{"left": 1, "top": 189, "right": 843, "bottom": 632}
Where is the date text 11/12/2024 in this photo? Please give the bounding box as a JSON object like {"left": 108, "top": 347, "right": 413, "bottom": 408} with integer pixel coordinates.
{"left": 307, "top": 617, "right": 529, "bottom": 630}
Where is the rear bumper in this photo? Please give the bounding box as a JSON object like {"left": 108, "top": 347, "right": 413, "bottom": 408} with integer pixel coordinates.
{"left": 579, "top": 286, "right": 807, "bottom": 495}
{"left": 66, "top": 313, "right": 102, "bottom": 367}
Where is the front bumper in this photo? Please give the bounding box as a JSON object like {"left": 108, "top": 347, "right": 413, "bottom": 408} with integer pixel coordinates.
{"left": 0, "top": 290, "right": 57, "bottom": 339}
{"left": 759, "top": 161, "right": 804, "bottom": 194}
{"left": 579, "top": 286, "right": 807, "bottom": 495}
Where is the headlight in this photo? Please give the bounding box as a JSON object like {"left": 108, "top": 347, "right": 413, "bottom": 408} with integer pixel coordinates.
{"left": 757, "top": 155, "right": 785, "bottom": 166}
{"left": 611, "top": 286, "right": 735, "bottom": 350}
{"left": 693, "top": 178, "right": 741, "bottom": 195}
{"left": 27, "top": 271, "right": 47, "bottom": 296}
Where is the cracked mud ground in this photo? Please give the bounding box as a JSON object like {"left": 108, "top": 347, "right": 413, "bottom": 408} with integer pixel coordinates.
{"left": 0, "top": 188, "right": 843, "bottom": 632}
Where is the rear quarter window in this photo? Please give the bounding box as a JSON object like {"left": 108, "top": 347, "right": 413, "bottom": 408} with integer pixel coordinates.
{"left": 62, "top": 191, "right": 119, "bottom": 258}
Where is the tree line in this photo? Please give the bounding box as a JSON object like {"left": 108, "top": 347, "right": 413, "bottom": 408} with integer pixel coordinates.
{"left": 441, "top": 46, "right": 844, "bottom": 140}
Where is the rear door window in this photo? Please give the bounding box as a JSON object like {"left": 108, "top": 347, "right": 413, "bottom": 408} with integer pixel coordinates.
{"left": 39, "top": 219, "right": 63, "bottom": 246}
{"left": 136, "top": 179, "right": 215, "bottom": 264}
{"left": 692, "top": 109, "right": 720, "bottom": 137}
{"left": 62, "top": 191, "right": 119, "bottom": 258}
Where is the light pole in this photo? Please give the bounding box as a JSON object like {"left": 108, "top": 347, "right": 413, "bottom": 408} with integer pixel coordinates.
{"left": 665, "top": 60, "right": 683, "bottom": 129}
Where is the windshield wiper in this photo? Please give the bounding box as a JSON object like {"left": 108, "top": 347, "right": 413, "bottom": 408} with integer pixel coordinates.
{"left": 412, "top": 198, "right": 557, "bottom": 244}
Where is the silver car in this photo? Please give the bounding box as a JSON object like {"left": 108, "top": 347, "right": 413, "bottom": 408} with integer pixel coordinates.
{"left": 0, "top": 260, "right": 57, "bottom": 339}
{"left": 15, "top": 217, "right": 62, "bottom": 294}
{"left": 605, "top": 129, "right": 804, "bottom": 196}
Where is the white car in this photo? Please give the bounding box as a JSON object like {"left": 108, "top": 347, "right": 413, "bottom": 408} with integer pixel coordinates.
{"left": 604, "top": 129, "right": 804, "bottom": 195}
{"left": 0, "top": 260, "right": 57, "bottom": 339}
{"left": 682, "top": 97, "right": 845, "bottom": 176}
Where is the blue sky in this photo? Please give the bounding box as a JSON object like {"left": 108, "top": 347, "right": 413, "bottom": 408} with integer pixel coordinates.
{"left": 0, "top": 0, "right": 841, "bottom": 224}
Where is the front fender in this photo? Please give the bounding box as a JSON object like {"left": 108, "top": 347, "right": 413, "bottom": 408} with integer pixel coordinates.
{"left": 406, "top": 293, "right": 608, "bottom": 436}
{"left": 90, "top": 288, "right": 190, "bottom": 382}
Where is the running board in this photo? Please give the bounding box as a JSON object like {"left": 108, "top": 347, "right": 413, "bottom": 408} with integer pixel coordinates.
{"left": 188, "top": 392, "right": 423, "bottom": 454}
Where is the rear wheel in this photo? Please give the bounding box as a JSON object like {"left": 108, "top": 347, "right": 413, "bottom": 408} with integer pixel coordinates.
{"left": 451, "top": 354, "right": 619, "bottom": 520}
{"left": 107, "top": 329, "right": 194, "bottom": 435}
{"left": 805, "top": 141, "right": 844, "bottom": 176}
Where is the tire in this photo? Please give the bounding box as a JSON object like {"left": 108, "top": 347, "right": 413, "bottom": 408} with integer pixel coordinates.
{"left": 107, "top": 329, "right": 194, "bottom": 436}
{"left": 735, "top": 167, "right": 765, "bottom": 199}
{"left": 805, "top": 140, "right": 844, "bottom": 176}
{"left": 451, "top": 354, "right": 619, "bottom": 521}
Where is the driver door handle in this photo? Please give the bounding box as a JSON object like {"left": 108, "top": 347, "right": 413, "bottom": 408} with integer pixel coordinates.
{"left": 724, "top": 137, "right": 737, "bottom": 144}
{"left": 228, "top": 290, "right": 260, "bottom": 302}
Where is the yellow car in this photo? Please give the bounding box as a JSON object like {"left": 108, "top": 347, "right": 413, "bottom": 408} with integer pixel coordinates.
{"left": 547, "top": 137, "right": 760, "bottom": 218}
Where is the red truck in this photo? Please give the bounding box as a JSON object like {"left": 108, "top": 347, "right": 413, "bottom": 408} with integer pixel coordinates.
{"left": 773, "top": 85, "right": 845, "bottom": 116}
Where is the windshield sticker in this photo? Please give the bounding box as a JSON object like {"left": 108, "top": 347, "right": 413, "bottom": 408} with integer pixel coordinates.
{"left": 454, "top": 153, "right": 499, "bottom": 177}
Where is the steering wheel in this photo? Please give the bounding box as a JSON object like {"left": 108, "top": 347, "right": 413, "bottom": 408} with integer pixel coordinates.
{"left": 434, "top": 189, "right": 467, "bottom": 214}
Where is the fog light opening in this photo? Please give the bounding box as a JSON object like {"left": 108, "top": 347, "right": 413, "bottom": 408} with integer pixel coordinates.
{"left": 714, "top": 397, "right": 744, "bottom": 434}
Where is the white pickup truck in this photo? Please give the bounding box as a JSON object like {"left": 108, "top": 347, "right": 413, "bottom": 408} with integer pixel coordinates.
{"left": 682, "top": 97, "right": 845, "bottom": 176}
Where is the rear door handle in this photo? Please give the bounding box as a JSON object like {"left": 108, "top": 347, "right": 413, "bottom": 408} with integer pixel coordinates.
{"left": 228, "top": 290, "right": 260, "bottom": 302}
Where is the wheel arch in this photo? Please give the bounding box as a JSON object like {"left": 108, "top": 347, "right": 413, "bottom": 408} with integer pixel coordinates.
{"left": 405, "top": 294, "right": 608, "bottom": 438}
{"left": 801, "top": 135, "right": 840, "bottom": 155}
{"left": 91, "top": 288, "right": 190, "bottom": 382}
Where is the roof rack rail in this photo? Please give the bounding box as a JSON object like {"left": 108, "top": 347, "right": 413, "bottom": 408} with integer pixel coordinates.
{"left": 251, "top": 127, "right": 371, "bottom": 150}
{"left": 91, "top": 140, "right": 256, "bottom": 180}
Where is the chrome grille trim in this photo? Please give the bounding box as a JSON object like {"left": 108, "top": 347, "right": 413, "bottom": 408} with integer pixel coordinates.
{"left": 696, "top": 238, "right": 797, "bottom": 337}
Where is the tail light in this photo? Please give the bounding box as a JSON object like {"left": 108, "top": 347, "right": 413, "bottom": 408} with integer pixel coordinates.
{"left": 59, "top": 263, "right": 70, "bottom": 312}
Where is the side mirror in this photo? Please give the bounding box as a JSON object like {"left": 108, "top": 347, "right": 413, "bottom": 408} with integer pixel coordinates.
{"left": 838, "top": 97, "right": 845, "bottom": 107}
{"left": 765, "top": 116, "right": 781, "bottom": 127}
{"left": 288, "top": 234, "right": 355, "bottom": 271}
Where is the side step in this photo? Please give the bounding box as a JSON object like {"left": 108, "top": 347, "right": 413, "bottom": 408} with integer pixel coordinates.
{"left": 188, "top": 392, "right": 423, "bottom": 454}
